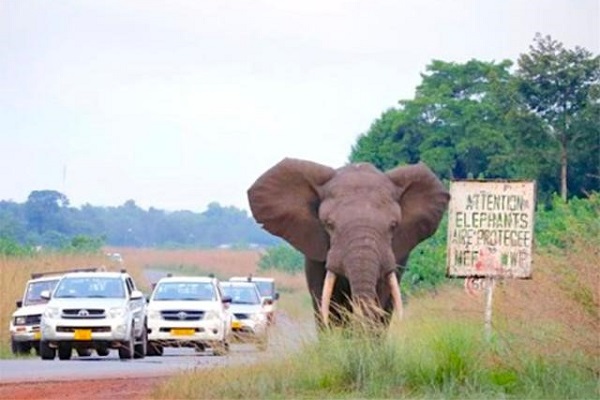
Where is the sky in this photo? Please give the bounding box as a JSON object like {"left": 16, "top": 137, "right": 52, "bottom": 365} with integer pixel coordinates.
{"left": 1, "top": 0, "right": 598, "bottom": 213}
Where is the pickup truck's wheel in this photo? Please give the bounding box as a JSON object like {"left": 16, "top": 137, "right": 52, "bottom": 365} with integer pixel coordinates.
{"left": 133, "top": 325, "right": 147, "bottom": 359}
{"left": 58, "top": 343, "right": 72, "bottom": 360}
{"left": 11, "top": 339, "right": 31, "bottom": 355}
{"left": 97, "top": 347, "right": 110, "bottom": 356}
{"left": 146, "top": 341, "right": 163, "bottom": 356}
{"left": 40, "top": 341, "right": 55, "bottom": 360}
{"left": 118, "top": 328, "right": 135, "bottom": 360}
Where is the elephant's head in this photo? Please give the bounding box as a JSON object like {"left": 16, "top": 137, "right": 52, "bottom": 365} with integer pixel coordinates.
{"left": 247, "top": 158, "right": 449, "bottom": 325}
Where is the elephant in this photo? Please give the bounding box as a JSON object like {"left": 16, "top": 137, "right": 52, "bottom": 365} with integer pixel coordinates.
{"left": 247, "top": 158, "right": 450, "bottom": 328}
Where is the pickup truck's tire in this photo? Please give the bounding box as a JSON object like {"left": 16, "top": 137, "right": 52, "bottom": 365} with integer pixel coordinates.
{"left": 146, "top": 341, "right": 163, "bottom": 356}
{"left": 133, "top": 325, "right": 147, "bottom": 359}
{"left": 11, "top": 339, "right": 31, "bottom": 355}
{"left": 58, "top": 343, "right": 72, "bottom": 360}
{"left": 40, "top": 341, "right": 55, "bottom": 360}
{"left": 118, "top": 328, "right": 135, "bottom": 360}
{"left": 97, "top": 347, "right": 110, "bottom": 356}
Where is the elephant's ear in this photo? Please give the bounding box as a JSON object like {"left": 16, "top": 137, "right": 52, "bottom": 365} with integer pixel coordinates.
{"left": 247, "top": 158, "right": 336, "bottom": 261}
{"left": 386, "top": 163, "right": 450, "bottom": 264}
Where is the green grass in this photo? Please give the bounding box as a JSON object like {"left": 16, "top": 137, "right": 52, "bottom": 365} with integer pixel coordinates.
{"left": 153, "top": 318, "right": 599, "bottom": 399}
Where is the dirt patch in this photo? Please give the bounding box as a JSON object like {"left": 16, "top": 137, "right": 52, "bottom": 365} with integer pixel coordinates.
{"left": 0, "top": 376, "right": 165, "bottom": 400}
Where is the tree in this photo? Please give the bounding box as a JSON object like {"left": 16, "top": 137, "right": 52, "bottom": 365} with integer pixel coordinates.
{"left": 351, "top": 59, "right": 520, "bottom": 181}
{"left": 25, "top": 190, "right": 69, "bottom": 235}
{"left": 516, "top": 33, "right": 600, "bottom": 201}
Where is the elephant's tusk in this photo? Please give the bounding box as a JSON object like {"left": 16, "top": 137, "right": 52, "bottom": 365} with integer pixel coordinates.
{"left": 388, "top": 272, "right": 403, "bottom": 320}
{"left": 320, "top": 270, "right": 337, "bottom": 326}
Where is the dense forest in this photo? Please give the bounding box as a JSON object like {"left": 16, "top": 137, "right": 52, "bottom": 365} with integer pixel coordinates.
{"left": 0, "top": 34, "right": 598, "bottom": 253}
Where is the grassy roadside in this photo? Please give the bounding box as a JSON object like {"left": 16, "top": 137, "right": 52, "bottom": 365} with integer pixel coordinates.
{"left": 152, "top": 235, "right": 599, "bottom": 399}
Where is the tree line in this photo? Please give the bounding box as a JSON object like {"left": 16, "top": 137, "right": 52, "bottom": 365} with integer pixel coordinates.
{"left": 0, "top": 190, "right": 279, "bottom": 253}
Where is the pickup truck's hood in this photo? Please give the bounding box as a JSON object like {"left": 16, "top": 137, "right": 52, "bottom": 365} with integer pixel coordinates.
{"left": 48, "top": 298, "right": 128, "bottom": 309}
{"left": 227, "top": 304, "right": 264, "bottom": 315}
{"left": 147, "top": 300, "right": 222, "bottom": 313}
{"left": 12, "top": 303, "right": 48, "bottom": 317}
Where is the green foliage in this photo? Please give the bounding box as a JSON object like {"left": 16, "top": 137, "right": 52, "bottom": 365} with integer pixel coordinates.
{"left": 0, "top": 236, "right": 33, "bottom": 256}
{"left": 61, "top": 235, "right": 105, "bottom": 254}
{"left": 535, "top": 192, "right": 600, "bottom": 249}
{"left": 258, "top": 244, "right": 304, "bottom": 274}
{"left": 516, "top": 33, "right": 600, "bottom": 201}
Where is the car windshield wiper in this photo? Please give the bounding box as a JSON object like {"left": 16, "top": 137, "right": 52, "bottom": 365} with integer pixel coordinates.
{"left": 235, "top": 301, "right": 258, "bottom": 305}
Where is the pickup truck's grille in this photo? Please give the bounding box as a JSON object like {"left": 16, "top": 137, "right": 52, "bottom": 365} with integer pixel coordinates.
{"left": 26, "top": 314, "right": 42, "bottom": 325}
{"left": 161, "top": 310, "right": 204, "bottom": 321}
{"left": 56, "top": 326, "right": 111, "bottom": 333}
{"left": 62, "top": 309, "right": 105, "bottom": 319}
{"left": 233, "top": 313, "right": 250, "bottom": 320}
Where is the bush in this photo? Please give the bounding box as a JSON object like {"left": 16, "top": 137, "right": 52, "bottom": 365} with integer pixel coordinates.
{"left": 258, "top": 244, "right": 304, "bottom": 274}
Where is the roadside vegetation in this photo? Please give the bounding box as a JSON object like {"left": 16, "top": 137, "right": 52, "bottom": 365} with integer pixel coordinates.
{"left": 152, "top": 194, "right": 599, "bottom": 399}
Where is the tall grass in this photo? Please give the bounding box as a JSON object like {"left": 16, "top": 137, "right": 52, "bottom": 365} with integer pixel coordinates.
{"left": 153, "top": 311, "right": 598, "bottom": 399}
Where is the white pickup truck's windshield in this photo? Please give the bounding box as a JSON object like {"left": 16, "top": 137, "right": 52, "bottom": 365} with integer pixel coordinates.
{"left": 24, "top": 279, "right": 60, "bottom": 305}
{"left": 153, "top": 282, "right": 216, "bottom": 301}
{"left": 254, "top": 281, "right": 275, "bottom": 297}
{"left": 53, "top": 277, "right": 126, "bottom": 299}
{"left": 221, "top": 285, "right": 260, "bottom": 305}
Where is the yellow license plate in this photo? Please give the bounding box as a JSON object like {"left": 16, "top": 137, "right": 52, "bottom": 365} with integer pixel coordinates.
{"left": 170, "top": 328, "right": 195, "bottom": 336}
{"left": 231, "top": 321, "right": 243, "bottom": 329}
{"left": 73, "top": 329, "right": 92, "bottom": 340}
{"left": 33, "top": 332, "right": 42, "bottom": 340}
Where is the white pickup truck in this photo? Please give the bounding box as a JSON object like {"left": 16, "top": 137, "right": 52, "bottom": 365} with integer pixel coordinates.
{"left": 39, "top": 270, "right": 147, "bottom": 360}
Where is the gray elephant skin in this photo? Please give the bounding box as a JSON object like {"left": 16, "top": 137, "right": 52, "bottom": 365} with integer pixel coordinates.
{"left": 247, "top": 158, "right": 450, "bottom": 328}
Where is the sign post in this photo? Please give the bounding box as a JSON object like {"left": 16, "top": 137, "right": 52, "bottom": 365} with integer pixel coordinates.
{"left": 446, "top": 180, "right": 536, "bottom": 341}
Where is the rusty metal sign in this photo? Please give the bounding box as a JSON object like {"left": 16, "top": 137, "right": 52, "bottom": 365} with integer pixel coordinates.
{"left": 446, "top": 180, "right": 536, "bottom": 278}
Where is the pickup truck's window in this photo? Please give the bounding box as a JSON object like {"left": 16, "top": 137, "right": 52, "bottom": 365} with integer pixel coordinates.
{"left": 53, "top": 277, "right": 126, "bottom": 299}
{"left": 153, "top": 282, "right": 216, "bottom": 301}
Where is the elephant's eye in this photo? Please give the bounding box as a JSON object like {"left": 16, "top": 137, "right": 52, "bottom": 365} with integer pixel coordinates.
{"left": 323, "top": 219, "right": 335, "bottom": 232}
{"left": 389, "top": 220, "right": 398, "bottom": 231}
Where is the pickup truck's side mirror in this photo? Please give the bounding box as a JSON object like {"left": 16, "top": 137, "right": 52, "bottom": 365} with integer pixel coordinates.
{"left": 262, "top": 296, "right": 274, "bottom": 306}
{"left": 40, "top": 290, "right": 51, "bottom": 300}
{"left": 273, "top": 292, "right": 280, "bottom": 301}
{"left": 15, "top": 300, "right": 23, "bottom": 308}
{"left": 131, "top": 290, "right": 144, "bottom": 300}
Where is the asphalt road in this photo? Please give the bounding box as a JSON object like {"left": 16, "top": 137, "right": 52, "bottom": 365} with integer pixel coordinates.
{"left": 0, "top": 314, "right": 315, "bottom": 384}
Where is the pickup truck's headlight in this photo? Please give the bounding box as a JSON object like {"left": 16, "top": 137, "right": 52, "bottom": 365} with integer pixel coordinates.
{"left": 43, "top": 307, "right": 60, "bottom": 319}
{"left": 204, "top": 310, "right": 220, "bottom": 321}
{"left": 147, "top": 309, "right": 161, "bottom": 319}
{"left": 14, "top": 316, "right": 27, "bottom": 325}
{"left": 108, "top": 307, "right": 127, "bottom": 319}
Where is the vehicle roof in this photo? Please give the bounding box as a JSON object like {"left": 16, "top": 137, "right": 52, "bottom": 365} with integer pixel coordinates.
{"left": 229, "top": 276, "right": 274, "bottom": 282}
{"left": 221, "top": 281, "right": 259, "bottom": 289}
{"left": 28, "top": 275, "right": 63, "bottom": 283}
{"left": 156, "top": 276, "right": 216, "bottom": 284}
{"left": 61, "top": 271, "right": 128, "bottom": 279}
